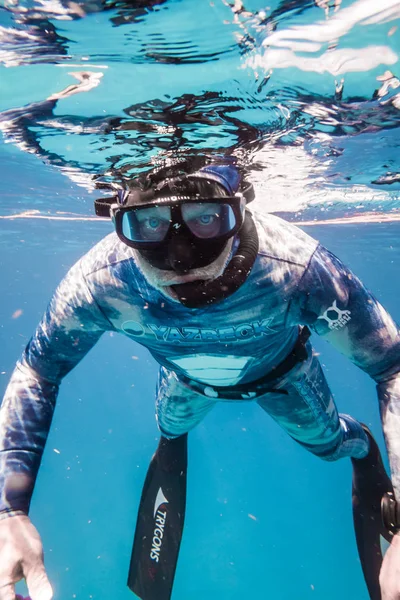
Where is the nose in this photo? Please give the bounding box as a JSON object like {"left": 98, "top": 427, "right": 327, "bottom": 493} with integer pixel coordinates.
{"left": 168, "top": 235, "right": 195, "bottom": 274}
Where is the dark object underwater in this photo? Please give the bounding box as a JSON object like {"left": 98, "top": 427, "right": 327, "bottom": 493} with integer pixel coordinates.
{"left": 352, "top": 425, "right": 394, "bottom": 600}
{"left": 128, "top": 434, "right": 187, "bottom": 600}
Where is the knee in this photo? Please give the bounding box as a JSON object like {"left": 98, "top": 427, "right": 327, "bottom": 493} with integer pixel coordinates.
{"left": 155, "top": 407, "right": 191, "bottom": 439}
{"left": 293, "top": 423, "right": 344, "bottom": 462}
{"left": 157, "top": 423, "right": 183, "bottom": 440}
{"left": 298, "top": 438, "right": 344, "bottom": 462}
{"left": 297, "top": 415, "right": 369, "bottom": 462}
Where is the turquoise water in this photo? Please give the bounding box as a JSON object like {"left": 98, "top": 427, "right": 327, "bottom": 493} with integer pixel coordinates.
{"left": 1, "top": 1, "right": 400, "bottom": 598}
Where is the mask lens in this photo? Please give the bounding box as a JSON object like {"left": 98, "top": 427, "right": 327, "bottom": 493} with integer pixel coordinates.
{"left": 121, "top": 206, "right": 171, "bottom": 243}
{"left": 181, "top": 202, "right": 236, "bottom": 239}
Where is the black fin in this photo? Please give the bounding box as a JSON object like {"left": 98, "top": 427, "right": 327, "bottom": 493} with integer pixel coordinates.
{"left": 128, "top": 434, "right": 188, "bottom": 600}
{"left": 351, "top": 425, "right": 393, "bottom": 600}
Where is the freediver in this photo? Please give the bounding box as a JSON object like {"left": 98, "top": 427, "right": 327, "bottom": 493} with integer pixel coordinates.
{"left": 1, "top": 162, "right": 400, "bottom": 600}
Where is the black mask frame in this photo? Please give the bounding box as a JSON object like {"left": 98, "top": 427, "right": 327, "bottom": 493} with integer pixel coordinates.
{"left": 94, "top": 180, "right": 254, "bottom": 217}
{"left": 109, "top": 194, "right": 246, "bottom": 250}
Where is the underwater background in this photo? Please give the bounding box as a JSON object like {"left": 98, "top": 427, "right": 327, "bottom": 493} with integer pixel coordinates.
{"left": 1, "top": 0, "right": 400, "bottom": 597}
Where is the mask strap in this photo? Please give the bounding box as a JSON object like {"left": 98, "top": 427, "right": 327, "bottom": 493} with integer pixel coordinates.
{"left": 94, "top": 196, "right": 117, "bottom": 217}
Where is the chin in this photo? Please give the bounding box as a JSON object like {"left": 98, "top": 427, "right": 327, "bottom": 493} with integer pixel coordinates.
{"left": 132, "top": 239, "right": 234, "bottom": 301}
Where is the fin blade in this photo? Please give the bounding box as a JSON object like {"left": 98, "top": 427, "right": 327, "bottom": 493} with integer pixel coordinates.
{"left": 128, "top": 435, "right": 188, "bottom": 600}
{"left": 352, "top": 498, "right": 384, "bottom": 600}
{"left": 352, "top": 426, "right": 393, "bottom": 600}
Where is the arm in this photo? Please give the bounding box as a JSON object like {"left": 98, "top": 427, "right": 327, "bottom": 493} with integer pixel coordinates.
{"left": 0, "top": 259, "right": 110, "bottom": 519}
{"left": 290, "top": 244, "right": 400, "bottom": 496}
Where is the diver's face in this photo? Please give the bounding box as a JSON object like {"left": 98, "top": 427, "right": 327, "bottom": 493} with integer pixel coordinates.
{"left": 136, "top": 203, "right": 227, "bottom": 274}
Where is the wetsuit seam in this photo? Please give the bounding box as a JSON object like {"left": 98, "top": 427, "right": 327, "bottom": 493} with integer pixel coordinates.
{"left": 15, "top": 361, "right": 60, "bottom": 390}
{"left": 83, "top": 256, "right": 134, "bottom": 278}
{"left": 82, "top": 257, "right": 150, "bottom": 317}
{"left": 374, "top": 368, "right": 400, "bottom": 384}
{"left": 80, "top": 263, "right": 117, "bottom": 332}
{"left": 0, "top": 447, "right": 43, "bottom": 455}
{"left": 0, "top": 509, "right": 27, "bottom": 520}
{"left": 257, "top": 250, "right": 310, "bottom": 268}
{"left": 283, "top": 244, "right": 319, "bottom": 329}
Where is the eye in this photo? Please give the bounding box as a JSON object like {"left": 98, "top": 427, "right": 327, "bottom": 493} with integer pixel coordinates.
{"left": 139, "top": 215, "right": 170, "bottom": 239}
{"left": 141, "top": 216, "right": 168, "bottom": 232}
{"left": 148, "top": 217, "right": 161, "bottom": 229}
{"left": 198, "top": 214, "right": 215, "bottom": 225}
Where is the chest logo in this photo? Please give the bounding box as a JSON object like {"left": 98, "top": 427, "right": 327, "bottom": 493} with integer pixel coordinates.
{"left": 121, "top": 318, "right": 276, "bottom": 343}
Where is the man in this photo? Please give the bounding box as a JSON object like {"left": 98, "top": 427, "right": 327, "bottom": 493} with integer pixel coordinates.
{"left": 1, "top": 161, "right": 400, "bottom": 600}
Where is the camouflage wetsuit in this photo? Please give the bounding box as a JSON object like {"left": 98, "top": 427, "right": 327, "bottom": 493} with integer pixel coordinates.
{"left": 1, "top": 212, "right": 400, "bottom": 518}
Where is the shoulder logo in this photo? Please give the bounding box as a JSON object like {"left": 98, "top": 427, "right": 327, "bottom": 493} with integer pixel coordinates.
{"left": 318, "top": 300, "right": 351, "bottom": 330}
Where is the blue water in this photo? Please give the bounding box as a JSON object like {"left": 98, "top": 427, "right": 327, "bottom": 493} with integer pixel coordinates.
{"left": 1, "top": 0, "right": 400, "bottom": 598}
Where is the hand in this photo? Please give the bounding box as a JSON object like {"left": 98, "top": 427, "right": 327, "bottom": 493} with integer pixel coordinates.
{"left": 0, "top": 515, "right": 52, "bottom": 600}
{"left": 380, "top": 531, "right": 400, "bottom": 600}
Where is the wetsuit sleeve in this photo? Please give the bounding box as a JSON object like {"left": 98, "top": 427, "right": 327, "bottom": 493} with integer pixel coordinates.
{"left": 0, "top": 260, "right": 110, "bottom": 519}
{"left": 290, "top": 244, "right": 400, "bottom": 494}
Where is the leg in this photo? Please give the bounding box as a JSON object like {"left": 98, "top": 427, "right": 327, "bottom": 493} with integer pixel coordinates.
{"left": 257, "top": 341, "right": 369, "bottom": 460}
{"left": 257, "top": 343, "right": 391, "bottom": 599}
{"left": 155, "top": 367, "right": 217, "bottom": 438}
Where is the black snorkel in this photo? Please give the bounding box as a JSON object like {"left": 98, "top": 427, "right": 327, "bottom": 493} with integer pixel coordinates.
{"left": 171, "top": 210, "right": 259, "bottom": 307}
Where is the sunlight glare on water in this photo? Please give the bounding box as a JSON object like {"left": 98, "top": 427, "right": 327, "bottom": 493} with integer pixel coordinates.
{"left": 0, "top": 0, "right": 399, "bottom": 222}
